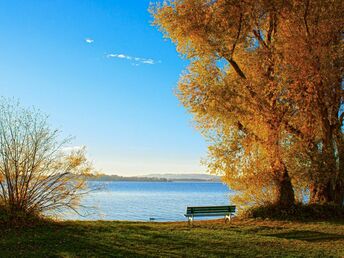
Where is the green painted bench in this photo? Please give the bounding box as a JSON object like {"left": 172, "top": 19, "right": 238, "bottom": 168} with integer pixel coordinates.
{"left": 184, "top": 205, "right": 236, "bottom": 224}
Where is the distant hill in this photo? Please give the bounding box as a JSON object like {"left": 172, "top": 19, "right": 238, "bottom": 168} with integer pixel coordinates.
{"left": 88, "top": 173, "right": 221, "bottom": 182}
{"left": 87, "top": 174, "right": 168, "bottom": 182}
{"left": 144, "top": 173, "right": 221, "bottom": 182}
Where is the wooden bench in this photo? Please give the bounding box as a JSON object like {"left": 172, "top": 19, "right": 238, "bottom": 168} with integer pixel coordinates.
{"left": 184, "top": 205, "right": 236, "bottom": 224}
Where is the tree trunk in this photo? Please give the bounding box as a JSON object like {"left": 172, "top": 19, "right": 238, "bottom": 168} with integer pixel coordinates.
{"left": 334, "top": 135, "right": 344, "bottom": 206}
{"left": 333, "top": 179, "right": 344, "bottom": 205}
{"left": 309, "top": 181, "right": 334, "bottom": 204}
{"left": 309, "top": 151, "right": 344, "bottom": 205}
{"left": 269, "top": 126, "right": 295, "bottom": 207}
{"left": 310, "top": 180, "right": 344, "bottom": 206}
{"left": 308, "top": 115, "right": 343, "bottom": 205}
{"left": 274, "top": 163, "right": 295, "bottom": 206}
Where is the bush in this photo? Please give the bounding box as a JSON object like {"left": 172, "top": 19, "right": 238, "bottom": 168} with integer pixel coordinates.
{"left": 0, "top": 99, "right": 92, "bottom": 224}
{"left": 244, "top": 203, "right": 344, "bottom": 221}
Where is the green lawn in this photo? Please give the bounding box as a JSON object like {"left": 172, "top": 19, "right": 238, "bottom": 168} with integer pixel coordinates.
{"left": 1, "top": 219, "right": 343, "bottom": 257}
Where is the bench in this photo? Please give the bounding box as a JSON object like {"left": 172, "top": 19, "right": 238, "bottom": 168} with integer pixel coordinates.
{"left": 184, "top": 205, "right": 236, "bottom": 224}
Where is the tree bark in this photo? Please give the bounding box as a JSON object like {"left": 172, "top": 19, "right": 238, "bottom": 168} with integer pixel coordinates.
{"left": 310, "top": 179, "right": 344, "bottom": 206}
{"left": 309, "top": 171, "right": 344, "bottom": 206}
{"left": 309, "top": 182, "right": 334, "bottom": 204}
{"left": 309, "top": 119, "right": 343, "bottom": 206}
{"left": 274, "top": 162, "right": 295, "bottom": 206}
{"left": 333, "top": 179, "right": 344, "bottom": 205}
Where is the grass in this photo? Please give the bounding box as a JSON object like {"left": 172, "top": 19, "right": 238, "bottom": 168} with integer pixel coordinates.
{"left": 0, "top": 218, "right": 343, "bottom": 257}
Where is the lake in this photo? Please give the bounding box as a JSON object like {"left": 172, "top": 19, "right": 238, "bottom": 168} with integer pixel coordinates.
{"left": 64, "top": 181, "right": 232, "bottom": 222}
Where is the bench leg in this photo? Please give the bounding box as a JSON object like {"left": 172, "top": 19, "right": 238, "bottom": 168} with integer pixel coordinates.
{"left": 188, "top": 216, "right": 193, "bottom": 226}
{"left": 224, "top": 215, "right": 231, "bottom": 223}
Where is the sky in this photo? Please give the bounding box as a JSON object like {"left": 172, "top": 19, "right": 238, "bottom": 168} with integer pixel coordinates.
{"left": 0, "top": 0, "right": 208, "bottom": 176}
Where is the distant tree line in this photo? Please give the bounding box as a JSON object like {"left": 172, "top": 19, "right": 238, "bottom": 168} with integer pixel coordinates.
{"left": 88, "top": 174, "right": 169, "bottom": 182}
{"left": 87, "top": 174, "right": 220, "bottom": 182}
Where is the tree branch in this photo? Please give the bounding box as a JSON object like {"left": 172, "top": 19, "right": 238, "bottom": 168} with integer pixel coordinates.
{"left": 304, "top": 0, "right": 310, "bottom": 37}
{"left": 230, "top": 13, "right": 243, "bottom": 56}
{"left": 267, "top": 13, "right": 275, "bottom": 44}
{"left": 227, "top": 58, "right": 247, "bottom": 79}
{"left": 284, "top": 120, "right": 305, "bottom": 141}
{"left": 237, "top": 121, "right": 264, "bottom": 143}
{"left": 253, "top": 30, "right": 269, "bottom": 49}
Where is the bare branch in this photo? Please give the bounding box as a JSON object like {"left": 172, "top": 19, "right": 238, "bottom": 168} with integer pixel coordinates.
{"left": 304, "top": 0, "right": 310, "bottom": 37}
{"left": 253, "top": 30, "right": 268, "bottom": 49}
{"left": 230, "top": 13, "right": 243, "bottom": 56}
{"left": 0, "top": 98, "right": 93, "bottom": 221}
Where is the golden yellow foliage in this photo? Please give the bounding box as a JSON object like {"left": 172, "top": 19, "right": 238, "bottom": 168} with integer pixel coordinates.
{"left": 152, "top": 0, "right": 343, "bottom": 206}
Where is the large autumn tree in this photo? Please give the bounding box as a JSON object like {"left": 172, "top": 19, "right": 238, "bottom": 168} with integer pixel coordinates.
{"left": 152, "top": 0, "right": 297, "bottom": 206}
{"left": 152, "top": 0, "right": 343, "bottom": 206}
{"left": 277, "top": 0, "right": 344, "bottom": 205}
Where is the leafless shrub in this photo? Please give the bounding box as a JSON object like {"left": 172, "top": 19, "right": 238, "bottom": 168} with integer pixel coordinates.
{"left": 0, "top": 99, "right": 93, "bottom": 223}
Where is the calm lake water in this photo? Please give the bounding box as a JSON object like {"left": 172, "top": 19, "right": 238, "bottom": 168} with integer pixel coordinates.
{"left": 64, "top": 181, "right": 232, "bottom": 222}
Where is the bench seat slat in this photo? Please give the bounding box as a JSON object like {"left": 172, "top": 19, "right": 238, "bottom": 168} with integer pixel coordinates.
{"left": 185, "top": 205, "right": 236, "bottom": 217}
{"left": 185, "top": 213, "right": 233, "bottom": 217}
{"left": 187, "top": 206, "right": 234, "bottom": 209}
{"left": 187, "top": 206, "right": 235, "bottom": 210}
{"left": 187, "top": 210, "right": 232, "bottom": 214}
{"left": 189, "top": 208, "right": 234, "bottom": 211}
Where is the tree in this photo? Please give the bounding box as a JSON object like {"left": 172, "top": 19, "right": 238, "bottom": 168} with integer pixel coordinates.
{"left": 276, "top": 0, "right": 344, "bottom": 205}
{"left": 152, "top": 0, "right": 343, "bottom": 207}
{"left": 0, "top": 99, "right": 92, "bottom": 222}
{"left": 152, "top": 0, "right": 297, "bottom": 206}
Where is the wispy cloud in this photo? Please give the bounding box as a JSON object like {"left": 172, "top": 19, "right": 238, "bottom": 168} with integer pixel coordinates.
{"left": 107, "top": 54, "right": 131, "bottom": 60}
{"left": 85, "top": 38, "right": 94, "bottom": 44}
{"left": 106, "top": 53, "right": 160, "bottom": 66}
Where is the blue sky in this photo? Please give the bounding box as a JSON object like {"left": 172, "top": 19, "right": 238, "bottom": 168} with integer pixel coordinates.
{"left": 0, "top": 0, "right": 207, "bottom": 176}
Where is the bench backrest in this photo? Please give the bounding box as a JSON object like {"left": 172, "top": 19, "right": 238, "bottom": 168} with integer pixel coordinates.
{"left": 186, "top": 205, "right": 236, "bottom": 215}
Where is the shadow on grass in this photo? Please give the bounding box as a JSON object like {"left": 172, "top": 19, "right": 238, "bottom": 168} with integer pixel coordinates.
{"left": 2, "top": 220, "right": 344, "bottom": 257}
{"left": 0, "top": 221, "right": 266, "bottom": 257}
{"left": 267, "top": 230, "right": 344, "bottom": 242}
{"left": 245, "top": 203, "right": 344, "bottom": 223}
{"left": 1, "top": 222, "right": 154, "bottom": 257}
